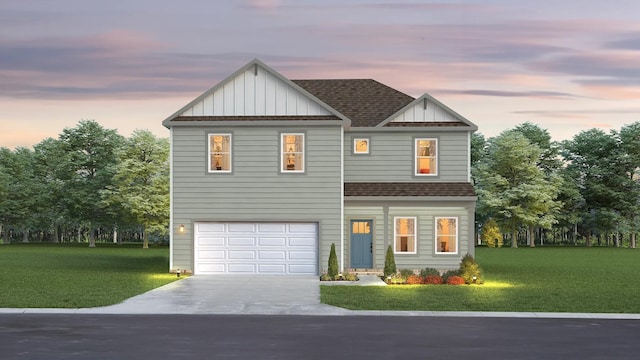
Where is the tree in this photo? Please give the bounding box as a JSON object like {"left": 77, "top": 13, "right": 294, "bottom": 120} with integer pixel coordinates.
{"left": 327, "top": 243, "right": 339, "bottom": 278}
{"left": 473, "top": 130, "right": 560, "bottom": 248}
{"left": 617, "top": 122, "right": 640, "bottom": 248}
{"left": 102, "top": 130, "right": 169, "bottom": 248}
{"left": 383, "top": 245, "right": 396, "bottom": 277}
{"left": 58, "top": 120, "right": 124, "bottom": 247}
{"left": 481, "top": 218, "right": 503, "bottom": 248}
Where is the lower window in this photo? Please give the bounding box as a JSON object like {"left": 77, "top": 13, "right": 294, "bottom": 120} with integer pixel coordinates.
{"left": 436, "top": 217, "right": 458, "bottom": 254}
{"left": 394, "top": 217, "right": 416, "bottom": 254}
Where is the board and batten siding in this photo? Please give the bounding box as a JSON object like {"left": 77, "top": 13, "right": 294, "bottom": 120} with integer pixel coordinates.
{"left": 180, "top": 66, "right": 332, "bottom": 117}
{"left": 171, "top": 125, "right": 342, "bottom": 273}
{"left": 344, "top": 203, "right": 475, "bottom": 271}
{"left": 344, "top": 131, "right": 469, "bottom": 182}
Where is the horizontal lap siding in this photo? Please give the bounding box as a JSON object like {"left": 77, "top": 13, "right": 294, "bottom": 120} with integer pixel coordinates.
{"left": 344, "top": 203, "right": 474, "bottom": 271}
{"left": 345, "top": 132, "right": 468, "bottom": 182}
{"left": 172, "top": 126, "right": 342, "bottom": 272}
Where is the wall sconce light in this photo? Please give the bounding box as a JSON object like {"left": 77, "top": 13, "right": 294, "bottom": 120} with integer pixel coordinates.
{"left": 176, "top": 269, "right": 181, "bottom": 278}
{"left": 179, "top": 224, "right": 185, "bottom": 233}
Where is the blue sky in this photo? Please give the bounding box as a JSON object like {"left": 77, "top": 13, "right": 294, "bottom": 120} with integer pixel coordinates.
{"left": 2, "top": 0, "right": 640, "bottom": 148}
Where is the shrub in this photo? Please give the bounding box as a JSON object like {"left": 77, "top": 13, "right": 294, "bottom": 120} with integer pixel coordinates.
{"left": 383, "top": 245, "right": 396, "bottom": 277}
{"left": 442, "top": 269, "right": 461, "bottom": 283}
{"left": 328, "top": 243, "right": 339, "bottom": 279}
{"left": 419, "top": 267, "right": 440, "bottom": 277}
{"left": 399, "top": 269, "right": 415, "bottom": 278}
{"left": 343, "top": 273, "right": 358, "bottom": 281}
{"left": 319, "top": 273, "right": 332, "bottom": 281}
{"left": 387, "top": 273, "right": 406, "bottom": 284}
{"left": 481, "top": 219, "right": 503, "bottom": 248}
{"left": 406, "top": 274, "right": 424, "bottom": 285}
{"left": 459, "top": 254, "right": 481, "bottom": 284}
{"left": 424, "top": 275, "right": 444, "bottom": 285}
{"left": 446, "top": 275, "right": 466, "bottom": 285}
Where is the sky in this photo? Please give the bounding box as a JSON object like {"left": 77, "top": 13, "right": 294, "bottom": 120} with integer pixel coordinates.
{"left": 2, "top": 0, "right": 640, "bottom": 149}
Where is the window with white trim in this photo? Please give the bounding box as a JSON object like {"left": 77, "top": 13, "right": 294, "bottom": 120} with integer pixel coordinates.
{"left": 353, "top": 138, "right": 370, "bottom": 154}
{"left": 394, "top": 217, "right": 416, "bottom": 254}
{"left": 436, "top": 217, "right": 458, "bottom": 254}
{"left": 281, "top": 133, "right": 304, "bottom": 172}
{"left": 208, "top": 134, "right": 231, "bottom": 172}
{"left": 415, "top": 138, "right": 437, "bottom": 175}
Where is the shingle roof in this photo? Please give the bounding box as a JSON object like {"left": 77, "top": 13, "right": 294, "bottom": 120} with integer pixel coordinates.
{"left": 385, "top": 121, "right": 469, "bottom": 127}
{"left": 344, "top": 182, "right": 476, "bottom": 197}
{"left": 171, "top": 115, "right": 340, "bottom": 122}
{"left": 293, "top": 79, "right": 415, "bottom": 127}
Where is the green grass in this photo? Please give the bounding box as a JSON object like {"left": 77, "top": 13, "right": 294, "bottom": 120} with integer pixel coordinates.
{"left": 0, "top": 243, "right": 178, "bottom": 308}
{"left": 321, "top": 247, "right": 640, "bottom": 313}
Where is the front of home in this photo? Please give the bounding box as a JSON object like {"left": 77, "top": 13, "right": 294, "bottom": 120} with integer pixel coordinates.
{"left": 163, "top": 59, "right": 477, "bottom": 275}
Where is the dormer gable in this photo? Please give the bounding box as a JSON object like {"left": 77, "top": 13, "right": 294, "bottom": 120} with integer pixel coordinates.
{"left": 378, "top": 93, "right": 477, "bottom": 130}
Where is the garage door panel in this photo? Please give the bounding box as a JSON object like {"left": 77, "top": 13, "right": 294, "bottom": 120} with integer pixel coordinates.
{"left": 197, "top": 236, "right": 225, "bottom": 246}
{"left": 198, "top": 250, "right": 225, "bottom": 260}
{"left": 258, "top": 237, "right": 286, "bottom": 246}
{"left": 258, "top": 264, "right": 287, "bottom": 273}
{"left": 228, "top": 264, "right": 257, "bottom": 273}
{"left": 228, "top": 250, "right": 256, "bottom": 259}
{"left": 289, "top": 237, "right": 315, "bottom": 246}
{"left": 194, "top": 222, "right": 317, "bottom": 275}
{"left": 258, "top": 223, "right": 286, "bottom": 232}
{"left": 228, "top": 237, "right": 256, "bottom": 246}
{"left": 228, "top": 223, "right": 256, "bottom": 232}
{"left": 259, "top": 250, "right": 286, "bottom": 260}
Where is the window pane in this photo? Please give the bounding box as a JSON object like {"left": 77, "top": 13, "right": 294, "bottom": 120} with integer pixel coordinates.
{"left": 436, "top": 218, "right": 457, "bottom": 253}
{"left": 210, "top": 134, "right": 231, "bottom": 172}
{"left": 394, "top": 217, "right": 416, "bottom": 253}
{"left": 282, "top": 134, "right": 304, "bottom": 171}
{"left": 416, "top": 139, "right": 437, "bottom": 175}
{"left": 354, "top": 139, "right": 369, "bottom": 154}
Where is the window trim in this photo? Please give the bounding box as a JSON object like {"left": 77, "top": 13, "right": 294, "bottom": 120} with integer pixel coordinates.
{"left": 353, "top": 137, "right": 370, "bottom": 155}
{"left": 280, "top": 132, "right": 305, "bottom": 173}
{"left": 435, "top": 217, "right": 458, "bottom": 255}
{"left": 414, "top": 138, "right": 438, "bottom": 176}
{"left": 207, "top": 133, "right": 232, "bottom": 173}
{"left": 393, "top": 216, "right": 417, "bottom": 254}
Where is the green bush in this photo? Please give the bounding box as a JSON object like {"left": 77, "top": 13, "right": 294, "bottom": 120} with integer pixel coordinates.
{"left": 383, "top": 245, "right": 396, "bottom": 277}
{"left": 320, "top": 273, "right": 333, "bottom": 281}
{"left": 343, "top": 273, "right": 358, "bottom": 281}
{"left": 399, "top": 269, "right": 414, "bottom": 277}
{"left": 387, "top": 273, "right": 406, "bottom": 284}
{"left": 459, "top": 253, "right": 481, "bottom": 284}
{"left": 419, "top": 267, "right": 440, "bottom": 277}
{"left": 328, "top": 243, "right": 339, "bottom": 278}
{"left": 442, "top": 269, "right": 461, "bottom": 283}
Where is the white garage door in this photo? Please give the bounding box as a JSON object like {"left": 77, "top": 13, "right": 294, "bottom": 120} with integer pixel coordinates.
{"left": 194, "top": 222, "right": 318, "bottom": 275}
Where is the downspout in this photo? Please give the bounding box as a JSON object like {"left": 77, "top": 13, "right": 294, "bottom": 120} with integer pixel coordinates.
{"left": 340, "top": 126, "right": 345, "bottom": 273}
{"left": 169, "top": 127, "right": 174, "bottom": 271}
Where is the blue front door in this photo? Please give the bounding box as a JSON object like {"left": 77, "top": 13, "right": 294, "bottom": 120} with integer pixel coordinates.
{"left": 350, "top": 220, "right": 373, "bottom": 268}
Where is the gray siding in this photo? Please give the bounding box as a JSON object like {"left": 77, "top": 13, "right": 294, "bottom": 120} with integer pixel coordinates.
{"left": 344, "top": 131, "right": 469, "bottom": 182}
{"left": 172, "top": 125, "right": 342, "bottom": 273}
{"left": 345, "top": 202, "right": 475, "bottom": 271}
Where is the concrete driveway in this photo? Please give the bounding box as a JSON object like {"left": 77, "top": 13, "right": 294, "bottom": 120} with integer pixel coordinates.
{"left": 81, "top": 275, "right": 350, "bottom": 315}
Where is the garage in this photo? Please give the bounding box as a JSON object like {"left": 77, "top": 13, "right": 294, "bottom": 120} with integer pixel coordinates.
{"left": 194, "top": 222, "right": 318, "bottom": 275}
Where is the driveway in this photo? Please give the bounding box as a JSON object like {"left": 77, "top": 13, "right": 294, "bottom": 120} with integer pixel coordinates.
{"left": 79, "top": 275, "right": 350, "bottom": 315}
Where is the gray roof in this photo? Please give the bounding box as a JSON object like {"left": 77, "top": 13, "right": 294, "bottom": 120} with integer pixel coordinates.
{"left": 344, "top": 182, "right": 476, "bottom": 197}
{"left": 292, "top": 79, "right": 415, "bottom": 127}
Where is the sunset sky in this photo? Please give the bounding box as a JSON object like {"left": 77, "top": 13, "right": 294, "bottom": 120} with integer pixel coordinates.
{"left": 2, "top": 0, "right": 640, "bottom": 149}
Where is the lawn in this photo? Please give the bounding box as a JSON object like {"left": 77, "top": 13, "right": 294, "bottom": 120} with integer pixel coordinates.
{"left": 0, "top": 243, "right": 178, "bottom": 308}
{"left": 321, "top": 247, "right": 640, "bottom": 313}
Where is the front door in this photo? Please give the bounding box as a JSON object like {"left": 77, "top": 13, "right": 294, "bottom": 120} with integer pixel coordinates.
{"left": 350, "top": 220, "right": 373, "bottom": 268}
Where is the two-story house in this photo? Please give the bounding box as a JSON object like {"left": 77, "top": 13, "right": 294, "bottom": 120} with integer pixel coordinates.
{"left": 162, "top": 59, "right": 477, "bottom": 275}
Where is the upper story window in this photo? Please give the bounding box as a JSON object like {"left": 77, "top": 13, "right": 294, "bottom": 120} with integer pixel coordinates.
{"left": 436, "top": 217, "right": 458, "bottom": 254}
{"left": 415, "top": 138, "right": 437, "bottom": 176}
{"left": 353, "top": 138, "right": 370, "bottom": 154}
{"left": 281, "top": 133, "right": 304, "bottom": 172}
{"left": 208, "top": 134, "right": 231, "bottom": 173}
{"left": 394, "top": 217, "right": 416, "bottom": 254}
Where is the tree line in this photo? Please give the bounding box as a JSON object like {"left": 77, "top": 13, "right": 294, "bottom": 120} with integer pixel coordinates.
{"left": 0, "top": 120, "right": 168, "bottom": 247}
{"left": 474, "top": 122, "right": 640, "bottom": 248}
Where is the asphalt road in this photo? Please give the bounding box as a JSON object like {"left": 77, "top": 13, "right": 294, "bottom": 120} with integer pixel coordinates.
{"left": 1, "top": 314, "right": 638, "bottom": 360}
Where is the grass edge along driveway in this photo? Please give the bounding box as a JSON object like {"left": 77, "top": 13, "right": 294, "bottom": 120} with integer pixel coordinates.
{"left": 0, "top": 244, "right": 178, "bottom": 308}
{"left": 321, "top": 247, "right": 640, "bottom": 313}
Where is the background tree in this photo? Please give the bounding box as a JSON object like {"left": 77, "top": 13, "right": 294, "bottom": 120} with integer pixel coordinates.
{"left": 481, "top": 218, "right": 503, "bottom": 248}
{"left": 473, "top": 130, "right": 560, "bottom": 247}
{"left": 102, "top": 130, "right": 169, "bottom": 248}
{"left": 58, "top": 120, "right": 124, "bottom": 247}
